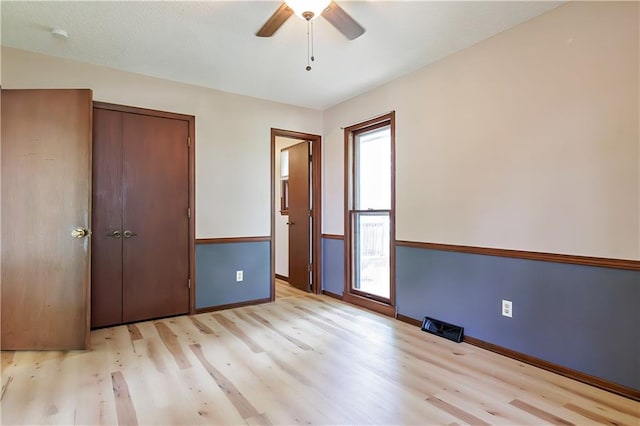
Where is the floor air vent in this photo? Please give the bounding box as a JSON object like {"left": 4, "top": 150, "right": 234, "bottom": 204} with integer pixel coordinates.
{"left": 421, "top": 316, "right": 464, "bottom": 343}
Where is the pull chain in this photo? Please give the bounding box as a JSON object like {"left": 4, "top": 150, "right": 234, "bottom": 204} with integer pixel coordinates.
{"left": 310, "top": 20, "right": 315, "bottom": 63}
{"left": 306, "top": 19, "right": 311, "bottom": 71}
{"left": 302, "top": 12, "right": 317, "bottom": 71}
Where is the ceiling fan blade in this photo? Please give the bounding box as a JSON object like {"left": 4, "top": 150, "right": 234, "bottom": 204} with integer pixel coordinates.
{"left": 256, "top": 3, "right": 294, "bottom": 37}
{"left": 322, "top": 1, "right": 365, "bottom": 40}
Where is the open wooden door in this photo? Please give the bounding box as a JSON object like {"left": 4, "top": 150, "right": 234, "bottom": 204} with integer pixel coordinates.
{"left": 287, "top": 141, "right": 311, "bottom": 291}
{"left": 1, "top": 89, "right": 92, "bottom": 350}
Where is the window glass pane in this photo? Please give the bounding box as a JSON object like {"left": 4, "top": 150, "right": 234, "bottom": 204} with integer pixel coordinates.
{"left": 280, "top": 149, "right": 289, "bottom": 179}
{"left": 353, "top": 212, "right": 390, "bottom": 299}
{"left": 355, "top": 127, "right": 390, "bottom": 210}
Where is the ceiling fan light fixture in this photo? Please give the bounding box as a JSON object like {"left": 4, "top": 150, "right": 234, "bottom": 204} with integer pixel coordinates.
{"left": 285, "top": 0, "right": 331, "bottom": 20}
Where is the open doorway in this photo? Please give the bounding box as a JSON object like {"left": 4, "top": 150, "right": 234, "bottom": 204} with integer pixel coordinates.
{"left": 270, "top": 129, "right": 322, "bottom": 300}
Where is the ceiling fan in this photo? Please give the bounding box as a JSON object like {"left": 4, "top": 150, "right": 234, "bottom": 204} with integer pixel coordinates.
{"left": 256, "top": 1, "right": 365, "bottom": 40}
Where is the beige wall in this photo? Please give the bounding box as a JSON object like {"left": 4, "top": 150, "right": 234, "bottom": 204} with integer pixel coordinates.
{"left": 323, "top": 1, "right": 639, "bottom": 260}
{"left": 1, "top": 47, "right": 323, "bottom": 238}
{"left": 3, "top": 2, "right": 638, "bottom": 259}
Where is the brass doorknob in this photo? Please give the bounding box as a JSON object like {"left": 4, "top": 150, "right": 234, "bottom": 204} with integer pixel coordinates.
{"left": 71, "top": 227, "right": 90, "bottom": 238}
{"left": 123, "top": 230, "right": 137, "bottom": 238}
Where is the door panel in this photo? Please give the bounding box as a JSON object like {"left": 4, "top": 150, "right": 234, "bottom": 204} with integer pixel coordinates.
{"left": 287, "top": 141, "right": 310, "bottom": 291}
{"left": 122, "top": 114, "right": 189, "bottom": 322}
{"left": 91, "top": 109, "right": 123, "bottom": 328}
{"left": 1, "top": 89, "right": 92, "bottom": 350}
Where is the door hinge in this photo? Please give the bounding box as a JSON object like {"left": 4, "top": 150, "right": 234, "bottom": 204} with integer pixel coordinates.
{"left": 187, "top": 207, "right": 191, "bottom": 218}
{"left": 187, "top": 136, "right": 191, "bottom": 147}
{"left": 188, "top": 278, "right": 191, "bottom": 289}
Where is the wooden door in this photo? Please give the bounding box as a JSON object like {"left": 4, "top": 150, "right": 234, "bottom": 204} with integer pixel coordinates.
{"left": 1, "top": 89, "right": 92, "bottom": 350}
{"left": 91, "top": 108, "right": 123, "bottom": 328}
{"left": 287, "top": 141, "right": 311, "bottom": 291}
{"left": 92, "top": 108, "right": 190, "bottom": 327}
{"left": 121, "top": 113, "right": 190, "bottom": 323}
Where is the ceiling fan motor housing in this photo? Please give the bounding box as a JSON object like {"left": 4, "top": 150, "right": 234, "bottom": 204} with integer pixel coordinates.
{"left": 286, "top": 0, "right": 331, "bottom": 20}
{"left": 256, "top": 1, "right": 365, "bottom": 41}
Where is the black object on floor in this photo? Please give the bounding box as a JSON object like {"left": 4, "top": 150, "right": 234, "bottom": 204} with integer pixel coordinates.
{"left": 421, "top": 316, "right": 464, "bottom": 343}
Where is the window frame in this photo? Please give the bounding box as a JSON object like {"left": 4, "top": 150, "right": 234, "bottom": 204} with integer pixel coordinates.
{"left": 343, "top": 112, "right": 396, "bottom": 316}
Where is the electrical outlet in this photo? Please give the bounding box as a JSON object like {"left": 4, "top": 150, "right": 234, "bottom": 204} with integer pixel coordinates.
{"left": 236, "top": 270, "right": 243, "bottom": 282}
{"left": 502, "top": 300, "right": 513, "bottom": 318}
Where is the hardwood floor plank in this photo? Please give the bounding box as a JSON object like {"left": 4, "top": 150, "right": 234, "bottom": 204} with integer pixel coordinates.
{"left": 131, "top": 320, "right": 160, "bottom": 340}
{"left": 166, "top": 317, "right": 202, "bottom": 346}
{"left": 514, "top": 383, "right": 637, "bottom": 425}
{"left": 275, "top": 279, "right": 306, "bottom": 300}
{"left": 558, "top": 382, "right": 640, "bottom": 418}
{"left": 111, "top": 371, "right": 139, "bottom": 426}
{"left": 99, "top": 325, "right": 140, "bottom": 370}
{"left": 1, "top": 351, "right": 15, "bottom": 371}
{"left": 286, "top": 305, "right": 357, "bottom": 341}
{"left": 1, "top": 375, "right": 13, "bottom": 401}
{"left": 211, "top": 313, "right": 264, "bottom": 353}
{"left": 121, "top": 358, "right": 181, "bottom": 424}
{"left": 181, "top": 368, "right": 247, "bottom": 425}
{"left": 188, "top": 315, "right": 215, "bottom": 335}
{"left": 564, "top": 396, "right": 639, "bottom": 426}
{"left": 433, "top": 387, "right": 545, "bottom": 425}
{"left": 154, "top": 321, "right": 192, "bottom": 369}
{"left": 510, "top": 398, "right": 575, "bottom": 425}
{"left": 190, "top": 343, "right": 261, "bottom": 419}
{"left": 36, "top": 352, "right": 82, "bottom": 424}
{"left": 564, "top": 402, "right": 625, "bottom": 425}
{"left": 245, "top": 412, "right": 273, "bottom": 426}
{"left": 242, "top": 311, "right": 313, "bottom": 351}
{"left": 426, "top": 396, "right": 492, "bottom": 425}
{"left": 73, "top": 349, "right": 118, "bottom": 425}
{"left": 127, "top": 324, "right": 143, "bottom": 341}
{"left": 142, "top": 336, "right": 169, "bottom": 374}
{"left": 1, "top": 351, "right": 60, "bottom": 424}
{"left": 292, "top": 304, "right": 369, "bottom": 339}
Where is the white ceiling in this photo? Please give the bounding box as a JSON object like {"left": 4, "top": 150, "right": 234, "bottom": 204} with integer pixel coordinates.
{"left": 1, "top": 1, "right": 563, "bottom": 110}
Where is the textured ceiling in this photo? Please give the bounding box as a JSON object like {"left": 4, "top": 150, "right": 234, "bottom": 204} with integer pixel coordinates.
{"left": 1, "top": 1, "right": 562, "bottom": 110}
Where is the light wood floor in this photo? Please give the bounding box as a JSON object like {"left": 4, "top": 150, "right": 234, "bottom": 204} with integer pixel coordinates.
{"left": 1, "top": 281, "right": 638, "bottom": 425}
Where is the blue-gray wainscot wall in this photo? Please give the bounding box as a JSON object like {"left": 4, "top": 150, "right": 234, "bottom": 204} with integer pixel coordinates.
{"left": 322, "top": 237, "right": 345, "bottom": 296}
{"left": 195, "top": 241, "right": 271, "bottom": 309}
{"left": 321, "top": 236, "right": 639, "bottom": 391}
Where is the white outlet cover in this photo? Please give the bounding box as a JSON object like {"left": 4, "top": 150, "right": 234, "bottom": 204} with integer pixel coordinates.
{"left": 236, "top": 270, "right": 243, "bottom": 282}
{"left": 502, "top": 300, "right": 512, "bottom": 318}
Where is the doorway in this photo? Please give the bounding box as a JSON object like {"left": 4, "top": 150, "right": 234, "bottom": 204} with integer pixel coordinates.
{"left": 271, "top": 129, "right": 322, "bottom": 300}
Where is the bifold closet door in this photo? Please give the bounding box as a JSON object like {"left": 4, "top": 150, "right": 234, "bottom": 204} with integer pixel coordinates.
{"left": 91, "top": 108, "right": 190, "bottom": 328}
{"left": 91, "top": 108, "right": 123, "bottom": 328}
{"left": 121, "top": 113, "right": 189, "bottom": 323}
